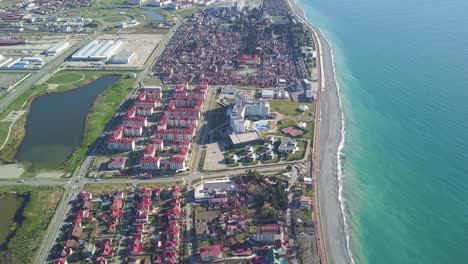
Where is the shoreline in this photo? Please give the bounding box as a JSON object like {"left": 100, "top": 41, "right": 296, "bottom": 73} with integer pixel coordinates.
{"left": 0, "top": 72, "right": 128, "bottom": 173}
{"left": 285, "top": 0, "right": 353, "bottom": 263}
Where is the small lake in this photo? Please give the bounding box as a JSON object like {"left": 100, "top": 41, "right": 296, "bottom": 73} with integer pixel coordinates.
{"left": 0, "top": 193, "right": 27, "bottom": 249}
{"left": 111, "top": 8, "right": 165, "bottom": 21}
{"left": 15, "top": 75, "right": 121, "bottom": 169}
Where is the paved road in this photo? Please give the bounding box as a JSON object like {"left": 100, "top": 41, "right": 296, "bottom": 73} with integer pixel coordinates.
{"left": 285, "top": 0, "right": 352, "bottom": 263}
{"left": 0, "top": 10, "right": 315, "bottom": 264}
{"left": 34, "top": 20, "right": 185, "bottom": 264}
{"left": 0, "top": 39, "right": 89, "bottom": 112}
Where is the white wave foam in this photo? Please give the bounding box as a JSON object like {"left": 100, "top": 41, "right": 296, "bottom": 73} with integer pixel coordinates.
{"left": 288, "top": 0, "right": 355, "bottom": 262}
{"left": 320, "top": 28, "right": 355, "bottom": 264}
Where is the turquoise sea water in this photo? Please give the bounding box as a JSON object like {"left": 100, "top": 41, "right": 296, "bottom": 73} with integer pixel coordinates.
{"left": 297, "top": 0, "right": 468, "bottom": 263}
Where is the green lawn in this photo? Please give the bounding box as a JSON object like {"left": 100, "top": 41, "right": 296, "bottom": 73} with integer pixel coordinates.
{"left": 65, "top": 75, "right": 136, "bottom": 173}
{"left": 176, "top": 7, "right": 197, "bottom": 18}
{"left": 103, "top": 15, "right": 127, "bottom": 22}
{"left": 195, "top": 207, "right": 219, "bottom": 221}
{"left": 83, "top": 181, "right": 180, "bottom": 195}
{"left": 0, "top": 71, "right": 138, "bottom": 173}
{"left": 47, "top": 72, "right": 84, "bottom": 84}
{"left": 237, "top": 69, "right": 257, "bottom": 76}
{"left": 262, "top": 155, "right": 280, "bottom": 164}
{"left": 271, "top": 16, "right": 285, "bottom": 22}
{"left": 269, "top": 100, "right": 314, "bottom": 116}
{"left": 0, "top": 186, "right": 63, "bottom": 264}
{"left": 287, "top": 140, "right": 307, "bottom": 161}
{"left": 242, "top": 160, "right": 259, "bottom": 166}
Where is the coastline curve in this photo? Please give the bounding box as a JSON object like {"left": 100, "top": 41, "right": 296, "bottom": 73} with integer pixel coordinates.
{"left": 286, "top": 0, "right": 354, "bottom": 263}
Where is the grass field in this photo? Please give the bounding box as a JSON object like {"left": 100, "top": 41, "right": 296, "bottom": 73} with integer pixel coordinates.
{"left": 47, "top": 72, "right": 84, "bottom": 84}
{"left": 103, "top": 15, "right": 127, "bottom": 22}
{"left": 0, "top": 185, "right": 63, "bottom": 264}
{"left": 237, "top": 69, "right": 257, "bottom": 76}
{"left": 286, "top": 140, "right": 307, "bottom": 161}
{"left": 65, "top": 74, "right": 136, "bottom": 173}
{"left": 271, "top": 16, "right": 286, "bottom": 22}
{"left": 83, "top": 181, "right": 182, "bottom": 195}
{"left": 176, "top": 7, "right": 198, "bottom": 18}
{"left": 269, "top": 100, "right": 314, "bottom": 116}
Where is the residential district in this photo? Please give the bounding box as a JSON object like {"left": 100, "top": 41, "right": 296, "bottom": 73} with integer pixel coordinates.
{"left": 0, "top": 0, "right": 323, "bottom": 263}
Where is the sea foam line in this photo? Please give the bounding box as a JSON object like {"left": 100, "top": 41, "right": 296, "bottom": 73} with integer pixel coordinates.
{"left": 321, "top": 28, "right": 355, "bottom": 264}
{"left": 286, "top": 0, "right": 355, "bottom": 262}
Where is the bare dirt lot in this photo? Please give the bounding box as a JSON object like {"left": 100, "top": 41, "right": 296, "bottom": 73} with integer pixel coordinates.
{"left": 0, "top": 73, "right": 28, "bottom": 90}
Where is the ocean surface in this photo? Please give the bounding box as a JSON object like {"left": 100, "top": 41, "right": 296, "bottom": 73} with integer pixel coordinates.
{"left": 297, "top": 0, "right": 468, "bottom": 263}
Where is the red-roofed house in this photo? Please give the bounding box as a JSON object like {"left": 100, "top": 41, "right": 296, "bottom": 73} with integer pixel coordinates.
{"left": 200, "top": 245, "right": 222, "bottom": 262}
{"left": 70, "top": 225, "right": 83, "bottom": 239}
{"left": 61, "top": 246, "right": 72, "bottom": 257}
{"left": 95, "top": 257, "right": 107, "bottom": 264}
{"left": 165, "top": 225, "right": 179, "bottom": 240}
{"left": 136, "top": 223, "right": 147, "bottom": 233}
{"left": 167, "top": 208, "right": 182, "bottom": 220}
{"left": 165, "top": 240, "right": 179, "bottom": 250}
{"left": 150, "top": 138, "right": 164, "bottom": 151}
{"left": 110, "top": 208, "right": 123, "bottom": 218}
{"left": 163, "top": 250, "right": 178, "bottom": 262}
{"left": 79, "top": 191, "right": 92, "bottom": 201}
{"left": 251, "top": 225, "right": 284, "bottom": 243}
{"left": 73, "top": 218, "right": 82, "bottom": 227}
{"left": 107, "top": 156, "right": 127, "bottom": 170}
{"left": 101, "top": 244, "right": 113, "bottom": 256}
{"left": 135, "top": 209, "right": 149, "bottom": 223}
{"left": 140, "top": 156, "right": 160, "bottom": 170}
{"left": 169, "top": 156, "right": 187, "bottom": 171}
{"left": 131, "top": 240, "right": 143, "bottom": 255}
{"left": 123, "top": 125, "right": 143, "bottom": 137}
{"left": 140, "top": 187, "right": 152, "bottom": 198}
{"left": 111, "top": 198, "right": 123, "bottom": 209}
{"left": 108, "top": 224, "right": 117, "bottom": 234}
{"left": 54, "top": 258, "right": 68, "bottom": 264}
{"left": 76, "top": 209, "right": 90, "bottom": 219}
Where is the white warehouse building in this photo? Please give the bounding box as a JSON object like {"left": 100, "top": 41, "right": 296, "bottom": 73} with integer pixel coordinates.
{"left": 71, "top": 40, "right": 122, "bottom": 61}
{"left": 44, "top": 42, "right": 69, "bottom": 56}
{"left": 109, "top": 52, "right": 135, "bottom": 64}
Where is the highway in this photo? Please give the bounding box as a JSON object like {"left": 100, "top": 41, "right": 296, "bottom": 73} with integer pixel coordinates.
{"left": 33, "top": 19, "right": 182, "bottom": 264}
{"left": 0, "top": 10, "right": 315, "bottom": 264}
{"left": 0, "top": 38, "right": 90, "bottom": 112}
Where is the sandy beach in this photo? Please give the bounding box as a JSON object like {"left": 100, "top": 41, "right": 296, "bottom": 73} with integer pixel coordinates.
{"left": 286, "top": 0, "right": 353, "bottom": 263}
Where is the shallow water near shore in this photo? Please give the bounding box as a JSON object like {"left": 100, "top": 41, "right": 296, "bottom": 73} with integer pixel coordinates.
{"left": 15, "top": 75, "right": 121, "bottom": 169}
{"left": 298, "top": 0, "right": 468, "bottom": 263}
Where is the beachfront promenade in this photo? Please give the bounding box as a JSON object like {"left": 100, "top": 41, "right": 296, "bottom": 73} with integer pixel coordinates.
{"left": 286, "top": 0, "right": 353, "bottom": 263}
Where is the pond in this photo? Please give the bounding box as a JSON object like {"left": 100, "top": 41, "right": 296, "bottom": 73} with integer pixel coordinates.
{"left": 0, "top": 193, "right": 27, "bottom": 250}
{"left": 15, "top": 75, "right": 121, "bottom": 169}
{"left": 111, "top": 8, "right": 165, "bottom": 21}
{"left": 138, "top": 9, "right": 165, "bottom": 21}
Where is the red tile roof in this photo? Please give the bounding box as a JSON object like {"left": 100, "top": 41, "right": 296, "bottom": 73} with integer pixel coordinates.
{"left": 200, "top": 245, "right": 222, "bottom": 257}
